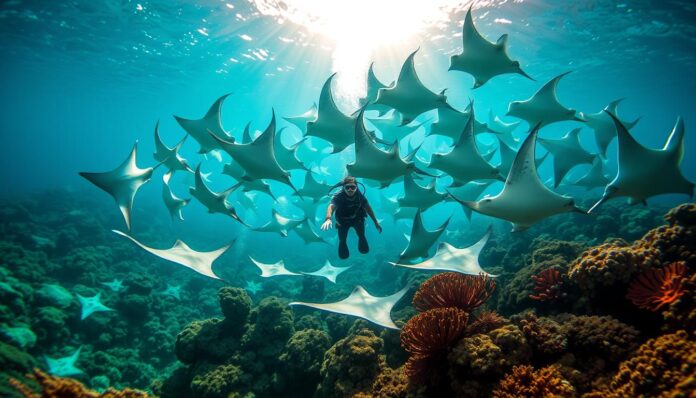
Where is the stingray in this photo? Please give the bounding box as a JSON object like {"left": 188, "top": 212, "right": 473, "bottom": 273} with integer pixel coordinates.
{"left": 428, "top": 107, "right": 502, "bottom": 186}
{"left": 428, "top": 103, "right": 490, "bottom": 140}
{"left": 76, "top": 292, "right": 114, "bottom": 320}
{"left": 305, "top": 73, "right": 356, "bottom": 153}
{"left": 538, "top": 128, "right": 595, "bottom": 187}
{"left": 162, "top": 284, "right": 181, "bottom": 300}
{"left": 249, "top": 257, "right": 301, "bottom": 277}
{"left": 398, "top": 209, "right": 450, "bottom": 262}
{"left": 189, "top": 165, "right": 244, "bottom": 224}
{"left": 174, "top": 93, "right": 232, "bottom": 154}
{"left": 374, "top": 49, "right": 450, "bottom": 125}
{"left": 293, "top": 218, "right": 328, "bottom": 245}
{"left": 365, "top": 109, "right": 427, "bottom": 143}
{"left": 347, "top": 109, "right": 420, "bottom": 187}
{"left": 295, "top": 171, "right": 333, "bottom": 201}
{"left": 153, "top": 121, "right": 193, "bottom": 174}
{"left": 449, "top": 7, "right": 532, "bottom": 88}
{"left": 580, "top": 99, "right": 640, "bottom": 157}
{"left": 359, "top": 62, "right": 394, "bottom": 116}
{"left": 45, "top": 347, "right": 83, "bottom": 377}
{"left": 445, "top": 180, "right": 493, "bottom": 220}
{"left": 449, "top": 124, "right": 584, "bottom": 231}
{"left": 221, "top": 162, "right": 277, "bottom": 200}
{"left": 571, "top": 157, "right": 610, "bottom": 190}
{"left": 212, "top": 111, "right": 301, "bottom": 196}
{"left": 284, "top": 103, "right": 318, "bottom": 134}
{"left": 113, "top": 230, "right": 234, "bottom": 280}
{"left": 507, "top": 72, "right": 581, "bottom": 128}
{"left": 398, "top": 172, "right": 446, "bottom": 211}
{"left": 289, "top": 284, "right": 409, "bottom": 329}
{"left": 589, "top": 112, "right": 694, "bottom": 212}
{"left": 275, "top": 127, "right": 308, "bottom": 171}
{"left": 390, "top": 228, "right": 496, "bottom": 276}
{"left": 79, "top": 142, "right": 154, "bottom": 231}
{"left": 162, "top": 171, "right": 190, "bottom": 221}
{"left": 252, "top": 209, "right": 303, "bottom": 237}
{"left": 301, "top": 260, "right": 350, "bottom": 283}
{"left": 496, "top": 137, "right": 548, "bottom": 178}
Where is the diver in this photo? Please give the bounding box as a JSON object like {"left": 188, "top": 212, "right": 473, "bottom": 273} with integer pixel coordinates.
{"left": 321, "top": 176, "right": 382, "bottom": 259}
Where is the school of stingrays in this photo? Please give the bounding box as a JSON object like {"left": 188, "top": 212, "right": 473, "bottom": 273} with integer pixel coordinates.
{"left": 80, "top": 8, "right": 694, "bottom": 330}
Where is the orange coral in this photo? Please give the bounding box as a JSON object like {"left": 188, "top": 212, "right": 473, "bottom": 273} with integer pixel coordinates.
{"left": 626, "top": 261, "right": 688, "bottom": 311}
{"left": 412, "top": 273, "right": 496, "bottom": 313}
{"left": 10, "top": 368, "right": 150, "bottom": 398}
{"left": 529, "top": 269, "right": 564, "bottom": 301}
{"left": 492, "top": 364, "right": 575, "bottom": 398}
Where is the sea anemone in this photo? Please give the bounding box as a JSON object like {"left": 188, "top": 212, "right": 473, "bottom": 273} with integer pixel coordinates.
{"left": 528, "top": 268, "right": 563, "bottom": 301}
{"left": 626, "top": 261, "right": 687, "bottom": 311}
{"left": 412, "top": 272, "right": 496, "bottom": 313}
{"left": 466, "top": 311, "right": 508, "bottom": 336}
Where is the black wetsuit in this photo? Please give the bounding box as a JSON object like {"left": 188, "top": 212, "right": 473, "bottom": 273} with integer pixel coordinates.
{"left": 331, "top": 190, "right": 369, "bottom": 259}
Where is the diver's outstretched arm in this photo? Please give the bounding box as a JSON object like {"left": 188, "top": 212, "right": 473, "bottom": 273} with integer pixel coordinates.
{"left": 364, "top": 202, "right": 382, "bottom": 233}
{"left": 321, "top": 204, "right": 336, "bottom": 230}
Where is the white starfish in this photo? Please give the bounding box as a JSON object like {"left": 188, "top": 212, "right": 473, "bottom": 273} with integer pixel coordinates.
{"left": 77, "top": 292, "right": 114, "bottom": 320}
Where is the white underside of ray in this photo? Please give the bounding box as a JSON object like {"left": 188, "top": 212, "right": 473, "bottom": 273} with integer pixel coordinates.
{"left": 153, "top": 121, "right": 192, "bottom": 174}
{"left": 293, "top": 218, "right": 327, "bottom": 244}
{"left": 79, "top": 142, "right": 153, "bottom": 231}
{"left": 449, "top": 8, "right": 532, "bottom": 88}
{"left": 306, "top": 74, "right": 356, "bottom": 153}
{"left": 284, "top": 103, "right": 318, "bottom": 134}
{"left": 375, "top": 49, "right": 447, "bottom": 124}
{"left": 174, "top": 94, "right": 231, "bottom": 154}
{"left": 289, "top": 285, "right": 409, "bottom": 329}
{"left": 398, "top": 173, "right": 446, "bottom": 210}
{"left": 113, "top": 230, "right": 232, "bottom": 280}
{"left": 452, "top": 125, "right": 579, "bottom": 231}
{"left": 538, "top": 128, "right": 594, "bottom": 187}
{"left": 507, "top": 72, "right": 578, "bottom": 128}
{"left": 249, "top": 257, "right": 301, "bottom": 277}
{"left": 162, "top": 172, "right": 189, "bottom": 221}
{"left": 399, "top": 210, "right": 450, "bottom": 262}
{"left": 391, "top": 228, "right": 496, "bottom": 276}
{"left": 301, "top": 260, "right": 350, "bottom": 283}
{"left": 253, "top": 210, "right": 302, "bottom": 237}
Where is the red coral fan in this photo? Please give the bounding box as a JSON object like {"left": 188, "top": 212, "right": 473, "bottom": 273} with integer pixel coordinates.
{"left": 10, "top": 368, "right": 150, "bottom": 398}
{"left": 412, "top": 272, "right": 496, "bottom": 313}
{"left": 492, "top": 365, "right": 575, "bottom": 398}
{"left": 626, "top": 261, "right": 688, "bottom": 311}
{"left": 466, "top": 311, "right": 509, "bottom": 336}
{"left": 529, "top": 269, "right": 564, "bottom": 301}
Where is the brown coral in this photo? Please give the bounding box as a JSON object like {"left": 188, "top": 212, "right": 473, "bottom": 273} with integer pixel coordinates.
{"left": 560, "top": 315, "right": 639, "bottom": 364}
{"left": 529, "top": 269, "right": 564, "bottom": 301}
{"left": 465, "top": 311, "right": 509, "bottom": 336}
{"left": 10, "top": 368, "right": 150, "bottom": 398}
{"left": 412, "top": 273, "right": 496, "bottom": 313}
{"left": 513, "top": 312, "right": 567, "bottom": 357}
{"left": 492, "top": 365, "right": 575, "bottom": 398}
{"left": 626, "top": 261, "right": 688, "bottom": 311}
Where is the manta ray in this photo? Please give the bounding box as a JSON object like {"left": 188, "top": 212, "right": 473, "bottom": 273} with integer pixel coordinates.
{"left": 289, "top": 285, "right": 410, "bottom": 329}
{"left": 347, "top": 109, "right": 421, "bottom": 187}
{"left": 570, "top": 157, "right": 610, "bottom": 190}
{"left": 284, "top": 103, "right": 318, "bottom": 134}
{"left": 449, "top": 7, "right": 533, "bottom": 88}
{"left": 290, "top": 195, "right": 326, "bottom": 222}
{"left": 359, "top": 62, "right": 394, "bottom": 116}
{"left": 428, "top": 107, "right": 502, "bottom": 185}
{"left": 113, "top": 230, "right": 234, "bottom": 280}
{"left": 390, "top": 227, "right": 496, "bottom": 276}
{"left": 305, "top": 73, "right": 356, "bottom": 153}
{"left": 445, "top": 180, "right": 493, "bottom": 220}
{"left": 295, "top": 171, "right": 332, "bottom": 201}
{"left": 189, "top": 165, "right": 245, "bottom": 224}
{"left": 212, "top": 111, "right": 301, "bottom": 196}
{"left": 252, "top": 209, "right": 303, "bottom": 237}
{"left": 174, "top": 94, "right": 232, "bottom": 154}
{"left": 428, "top": 104, "right": 490, "bottom": 140}
{"left": 301, "top": 260, "right": 350, "bottom": 283}
{"left": 496, "top": 136, "right": 548, "bottom": 178}
{"left": 221, "top": 161, "right": 277, "bottom": 200}
{"left": 589, "top": 112, "right": 694, "bottom": 212}
{"left": 153, "top": 121, "right": 193, "bottom": 174}
{"left": 275, "top": 127, "right": 308, "bottom": 171}
{"left": 488, "top": 109, "right": 521, "bottom": 148}
{"left": 162, "top": 171, "right": 190, "bottom": 221}
{"left": 538, "top": 128, "right": 594, "bottom": 187}
{"left": 580, "top": 99, "right": 640, "bottom": 157}
{"left": 450, "top": 123, "right": 585, "bottom": 231}
{"left": 293, "top": 218, "right": 328, "bottom": 245}
{"left": 397, "top": 172, "right": 446, "bottom": 211}
{"left": 398, "top": 209, "right": 450, "bottom": 262}
{"left": 365, "top": 109, "right": 427, "bottom": 144}
{"left": 375, "top": 49, "right": 450, "bottom": 125}
{"left": 45, "top": 347, "right": 83, "bottom": 377}
{"left": 507, "top": 72, "right": 582, "bottom": 128}
{"left": 79, "top": 142, "right": 154, "bottom": 231}
{"left": 249, "top": 257, "right": 301, "bottom": 277}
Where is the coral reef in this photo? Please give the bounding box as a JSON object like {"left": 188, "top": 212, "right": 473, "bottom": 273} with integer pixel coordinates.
{"left": 560, "top": 315, "right": 639, "bottom": 364}
{"left": 529, "top": 269, "right": 564, "bottom": 301}
{"left": 512, "top": 312, "right": 567, "bottom": 358}
{"left": 626, "top": 261, "right": 687, "bottom": 311}
{"left": 492, "top": 364, "right": 575, "bottom": 398}
{"left": 10, "top": 368, "right": 150, "bottom": 398}
{"left": 412, "top": 273, "right": 495, "bottom": 313}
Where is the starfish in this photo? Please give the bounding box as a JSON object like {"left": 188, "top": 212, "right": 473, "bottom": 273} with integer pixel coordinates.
{"left": 189, "top": 165, "right": 245, "bottom": 224}
{"left": 391, "top": 227, "right": 496, "bottom": 276}
{"left": 79, "top": 142, "right": 154, "bottom": 231}
{"left": 162, "top": 284, "right": 181, "bottom": 300}
{"left": 76, "top": 292, "right": 114, "bottom": 320}
{"left": 305, "top": 73, "right": 356, "bottom": 153}
{"left": 249, "top": 257, "right": 301, "bottom": 278}
{"left": 301, "top": 260, "right": 351, "bottom": 283}
{"left": 507, "top": 72, "right": 581, "bottom": 128}
{"left": 244, "top": 280, "right": 263, "bottom": 295}
{"left": 174, "top": 93, "right": 232, "bottom": 153}
{"left": 449, "top": 7, "right": 533, "bottom": 88}
{"left": 153, "top": 120, "right": 193, "bottom": 174}
{"left": 113, "top": 230, "right": 234, "bottom": 280}
{"left": 100, "top": 279, "right": 124, "bottom": 292}
{"left": 580, "top": 98, "right": 640, "bottom": 157}
{"left": 538, "top": 128, "right": 595, "bottom": 187}
{"left": 399, "top": 209, "right": 450, "bottom": 262}
{"left": 45, "top": 346, "right": 83, "bottom": 377}
{"left": 162, "top": 171, "right": 190, "bottom": 221}
{"left": 289, "top": 285, "right": 410, "bottom": 329}
{"left": 590, "top": 112, "right": 694, "bottom": 212}
{"left": 284, "top": 103, "right": 318, "bottom": 134}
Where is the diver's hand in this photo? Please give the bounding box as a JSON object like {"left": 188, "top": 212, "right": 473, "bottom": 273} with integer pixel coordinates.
{"left": 375, "top": 222, "right": 382, "bottom": 234}
{"left": 321, "top": 219, "right": 333, "bottom": 230}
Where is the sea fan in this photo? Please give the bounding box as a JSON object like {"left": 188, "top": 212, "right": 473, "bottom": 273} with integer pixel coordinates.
{"left": 412, "top": 272, "right": 496, "bottom": 312}
{"left": 626, "top": 262, "right": 687, "bottom": 311}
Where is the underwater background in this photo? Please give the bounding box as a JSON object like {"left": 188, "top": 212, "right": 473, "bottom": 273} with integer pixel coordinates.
{"left": 1, "top": 0, "right": 695, "bottom": 397}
